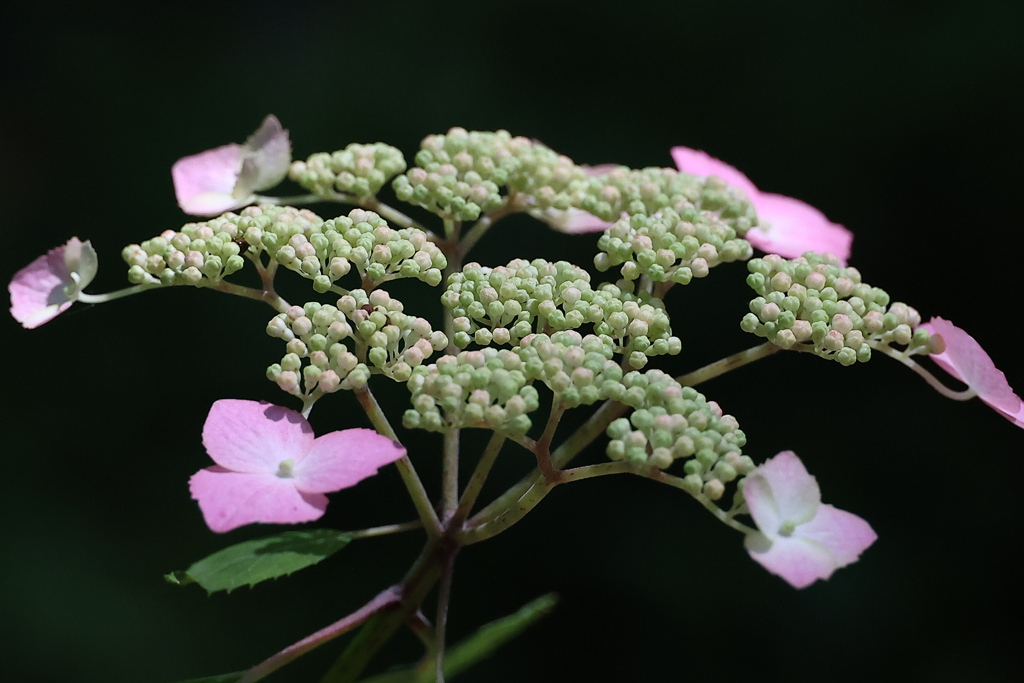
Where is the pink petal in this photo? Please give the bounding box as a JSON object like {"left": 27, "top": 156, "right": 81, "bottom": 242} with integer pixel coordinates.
{"left": 292, "top": 428, "right": 406, "bottom": 494}
{"left": 796, "top": 503, "right": 877, "bottom": 568}
{"left": 920, "top": 317, "right": 1022, "bottom": 416}
{"left": 171, "top": 143, "right": 248, "bottom": 216}
{"left": 542, "top": 208, "right": 616, "bottom": 234}
{"left": 9, "top": 243, "right": 74, "bottom": 329}
{"left": 580, "top": 163, "right": 624, "bottom": 178}
{"left": 669, "top": 146, "right": 760, "bottom": 198}
{"left": 744, "top": 451, "right": 821, "bottom": 533}
{"left": 240, "top": 115, "right": 291, "bottom": 192}
{"left": 201, "top": 400, "right": 314, "bottom": 473}
{"left": 744, "top": 533, "right": 842, "bottom": 589}
{"left": 746, "top": 193, "right": 853, "bottom": 264}
{"left": 190, "top": 467, "right": 327, "bottom": 533}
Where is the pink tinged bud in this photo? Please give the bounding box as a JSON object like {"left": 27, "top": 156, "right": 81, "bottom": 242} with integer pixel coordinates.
{"left": 919, "top": 317, "right": 1024, "bottom": 428}
{"left": 670, "top": 147, "right": 852, "bottom": 264}
{"left": 791, "top": 320, "right": 812, "bottom": 342}
{"left": 831, "top": 314, "right": 853, "bottom": 335}
{"left": 823, "top": 329, "right": 845, "bottom": 351}
{"left": 189, "top": 400, "right": 406, "bottom": 533}
{"left": 172, "top": 115, "right": 292, "bottom": 217}
{"left": 9, "top": 237, "right": 98, "bottom": 329}
{"left": 743, "top": 451, "right": 877, "bottom": 589}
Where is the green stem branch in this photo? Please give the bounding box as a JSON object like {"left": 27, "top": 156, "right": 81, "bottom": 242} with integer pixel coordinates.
{"left": 355, "top": 386, "right": 441, "bottom": 537}
{"left": 240, "top": 587, "right": 401, "bottom": 683}
{"left": 451, "top": 432, "right": 505, "bottom": 527}
{"left": 675, "top": 341, "right": 780, "bottom": 387}
{"left": 77, "top": 283, "right": 160, "bottom": 304}
{"left": 873, "top": 342, "right": 977, "bottom": 401}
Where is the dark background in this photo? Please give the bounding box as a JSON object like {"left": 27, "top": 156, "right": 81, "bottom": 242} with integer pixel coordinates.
{"left": 2, "top": 1, "right": 1022, "bottom": 681}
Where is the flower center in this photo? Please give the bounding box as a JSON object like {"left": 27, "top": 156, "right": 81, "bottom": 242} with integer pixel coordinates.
{"left": 778, "top": 520, "right": 796, "bottom": 537}
{"left": 276, "top": 459, "right": 295, "bottom": 478}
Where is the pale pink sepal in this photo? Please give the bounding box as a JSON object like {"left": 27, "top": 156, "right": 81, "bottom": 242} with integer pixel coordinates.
{"left": 919, "top": 318, "right": 1023, "bottom": 426}
{"left": 747, "top": 193, "right": 853, "bottom": 263}
{"left": 743, "top": 451, "right": 877, "bottom": 589}
{"left": 9, "top": 237, "right": 97, "bottom": 329}
{"left": 670, "top": 146, "right": 853, "bottom": 264}
{"left": 172, "top": 144, "right": 248, "bottom": 216}
{"left": 533, "top": 207, "right": 616, "bottom": 234}
{"left": 190, "top": 399, "right": 407, "bottom": 533}
{"left": 190, "top": 468, "right": 329, "bottom": 533}
{"left": 670, "top": 147, "right": 759, "bottom": 197}
{"left": 172, "top": 115, "right": 291, "bottom": 217}
{"left": 202, "top": 400, "right": 314, "bottom": 473}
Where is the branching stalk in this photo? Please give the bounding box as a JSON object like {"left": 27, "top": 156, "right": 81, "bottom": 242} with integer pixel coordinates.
{"left": 355, "top": 386, "right": 441, "bottom": 537}
{"left": 240, "top": 587, "right": 401, "bottom": 683}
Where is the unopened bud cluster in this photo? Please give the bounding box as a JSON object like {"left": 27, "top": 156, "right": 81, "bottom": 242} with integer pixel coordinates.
{"left": 443, "top": 259, "right": 680, "bottom": 368}
{"left": 515, "top": 332, "right": 622, "bottom": 408}
{"left": 403, "top": 348, "right": 540, "bottom": 434}
{"left": 606, "top": 370, "right": 750, "bottom": 500}
{"left": 223, "top": 205, "right": 445, "bottom": 290}
{"left": 594, "top": 209, "right": 752, "bottom": 285}
{"left": 290, "top": 142, "right": 407, "bottom": 199}
{"left": 265, "top": 301, "right": 371, "bottom": 396}
{"left": 122, "top": 220, "right": 251, "bottom": 286}
{"left": 266, "top": 290, "right": 447, "bottom": 393}
{"left": 741, "top": 253, "right": 938, "bottom": 365}
{"left": 581, "top": 166, "right": 757, "bottom": 234}
{"left": 393, "top": 128, "right": 590, "bottom": 222}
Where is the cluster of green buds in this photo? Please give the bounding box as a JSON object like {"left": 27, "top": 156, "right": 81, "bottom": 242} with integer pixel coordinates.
{"left": 121, "top": 219, "right": 251, "bottom": 286}
{"left": 606, "top": 369, "right": 751, "bottom": 501}
{"left": 515, "top": 332, "right": 623, "bottom": 408}
{"left": 442, "top": 259, "right": 680, "bottom": 368}
{"left": 265, "top": 302, "right": 371, "bottom": 396}
{"left": 594, "top": 209, "right": 752, "bottom": 285}
{"left": 226, "top": 205, "right": 445, "bottom": 290}
{"left": 266, "top": 290, "right": 447, "bottom": 394}
{"left": 741, "top": 253, "right": 940, "bottom": 365}
{"left": 336, "top": 289, "right": 448, "bottom": 380}
{"left": 392, "top": 128, "right": 591, "bottom": 221}
{"left": 403, "top": 348, "right": 541, "bottom": 434}
{"left": 580, "top": 166, "right": 757, "bottom": 233}
{"left": 289, "top": 142, "right": 407, "bottom": 199}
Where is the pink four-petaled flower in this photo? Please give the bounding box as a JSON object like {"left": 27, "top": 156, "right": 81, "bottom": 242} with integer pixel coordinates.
{"left": 671, "top": 146, "right": 853, "bottom": 264}
{"left": 172, "top": 115, "right": 292, "bottom": 216}
{"left": 919, "top": 317, "right": 1023, "bottom": 428}
{"left": 8, "top": 237, "right": 97, "bottom": 329}
{"left": 743, "top": 451, "right": 877, "bottom": 589}
{"left": 190, "top": 399, "right": 407, "bottom": 533}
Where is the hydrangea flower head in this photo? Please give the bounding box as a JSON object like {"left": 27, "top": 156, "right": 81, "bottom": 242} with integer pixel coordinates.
{"left": 743, "top": 451, "right": 876, "bottom": 589}
{"left": 172, "top": 115, "right": 291, "bottom": 216}
{"left": 670, "top": 146, "right": 853, "bottom": 264}
{"left": 919, "top": 317, "right": 1023, "bottom": 427}
{"left": 9, "top": 237, "right": 97, "bottom": 329}
{"left": 190, "top": 399, "right": 406, "bottom": 533}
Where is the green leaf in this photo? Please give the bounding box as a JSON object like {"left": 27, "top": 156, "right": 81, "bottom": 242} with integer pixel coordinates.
{"left": 171, "top": 673, "right": 243, "bottom": 683}
{"left": 164, "top": 529, "right": 352, "bottom": 594}
{"left": 359, "top": 593, "right": 559, "bottom": 683}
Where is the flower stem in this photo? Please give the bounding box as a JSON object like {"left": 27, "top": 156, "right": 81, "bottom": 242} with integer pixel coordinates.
{"left": 346, "top": 520, "right": 423, "bottom": 540}
{"left": 204, "top": 279, "right": 291, "bottom": 313}
{"left": 675, "top": 341, "right": 780, "bottom": 387}
{"left": 442, "top": 429, "right": 461, "bottom": 520}
{"left": 872, "top": 342, "right": 977, "bottom": 401}
{"left": 451, "top": 432, "right": 505, "bottom": 526}
{"left": 434, "top": 553, "right": 457, "bottom": 683}
{"left": 458, "top": 200, "right": 516, "bottom": 259}
{"left": 239, "top": 587, "right": 401, "bottom": 683}
{"left": 355, "top": 385, "right": 441, "bottom": 537}
{"left": 77, "top": 283, "right": 160, "bottom": 304}
{"left": 646, "top": 471, "right": 757, "bottom": 534}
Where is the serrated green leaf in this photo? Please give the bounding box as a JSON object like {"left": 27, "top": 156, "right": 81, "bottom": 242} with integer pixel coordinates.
{"left": 359, "top": 593, "right": 558, "bottom": 683}
{"left": 166, "top": 529, "right": 352, "bottom": 594}
{"left": 171, "top": 673, "right": 243, "bottom": 683}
